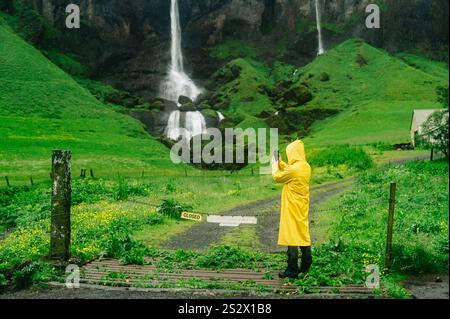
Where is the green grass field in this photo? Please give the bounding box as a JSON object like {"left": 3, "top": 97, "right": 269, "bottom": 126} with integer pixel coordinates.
{"left": 0, "top": 20, "right": 185, "bottom": 183}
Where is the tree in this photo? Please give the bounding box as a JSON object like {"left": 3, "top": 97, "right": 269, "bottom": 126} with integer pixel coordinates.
{"left": 436, "top": 86, "right": 449, "bottom": 109}
{"left": 421, "top": 109, "right": 449, "bottom": 159}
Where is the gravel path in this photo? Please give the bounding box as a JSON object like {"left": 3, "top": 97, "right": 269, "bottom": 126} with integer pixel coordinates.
{"left": 162, "top": 178, "right": 354, "bottom": 252}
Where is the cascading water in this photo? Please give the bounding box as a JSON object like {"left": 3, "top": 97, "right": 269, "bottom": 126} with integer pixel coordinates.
{"left": 185, "top": 111, "right": 207, "bottom": 140}
{"left": 167, "top": 111, "right": 182, "bottom": 140}
{"left": 315, "top": 0, "right": 325, "bottom": 55}
{"left": 163, "top": 0, "right": 205, "bottom": 140}
{"left": 217, "top": 111, "right": 225, "bottom": 122}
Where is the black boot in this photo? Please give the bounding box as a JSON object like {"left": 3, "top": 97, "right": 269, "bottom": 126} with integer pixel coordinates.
{"left": 279, "top": 246, "right": 299, "bottom": 279}
{"left": 299, "top": 246, "right": 312, "bottom": 274}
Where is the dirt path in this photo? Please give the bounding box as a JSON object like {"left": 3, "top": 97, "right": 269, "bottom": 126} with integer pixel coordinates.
{"left": 162, "top": 178, "right": 354, "bottom": 252}
{"left": 162, "top": 153, "right": 434, "bottom": 252}
{"left": 403, "top": 275, "right": 449, "bottom": 299}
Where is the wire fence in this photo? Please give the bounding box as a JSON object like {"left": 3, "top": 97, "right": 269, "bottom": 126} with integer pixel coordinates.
{"left": 1, "top": 168, "right": 268, "bottom": 188}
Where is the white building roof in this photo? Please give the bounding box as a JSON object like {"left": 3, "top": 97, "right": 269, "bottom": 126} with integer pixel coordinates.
{"left": 411, "top": 109, "right": 441, "bottom": 131}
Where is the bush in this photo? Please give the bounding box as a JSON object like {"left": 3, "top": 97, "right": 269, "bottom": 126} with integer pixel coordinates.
{"left": 157, "top": 199, "right": 192, "bottom": 219}
{"left": 0, "top": 185, "right": 50, "bottom": 229}
{"left": 113, "top": 179, "right": 148, "bottom": 201}
{"left": 309, "top": 145, "right": 373, "bottom": 170}
{"left": 436, "top": 85, "right": 449, "bottom": 108}
{"left": 319, "top": 72, "right": 330, "bottom": 81}
{"left": 420, "top": 109, "right": 449, "bottom": 158}
{"left": 102, "top": 220, "right": 148, "bottom": 265}
{"left": 12, "top": 261, "right": 41, "bottom": 289}
{"left": 71, "top": 179, "right": 111, "bottom": 205}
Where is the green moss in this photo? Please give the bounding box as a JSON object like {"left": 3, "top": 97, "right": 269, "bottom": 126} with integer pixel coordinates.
{"left": 209, "top": 39, "right": 260, "bottom": 60}
{"left": 43, "top": 50, "right": 87, "bottom": 76}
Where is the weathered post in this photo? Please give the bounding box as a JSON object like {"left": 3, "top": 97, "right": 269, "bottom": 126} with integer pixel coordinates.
{"left": 430, "top": 147, "right": 434, "bottom": 161}
{"left": 30, "top": 176, "right": 34, "bottom": 186}
{"left": 80, "top": 169, "right": 86, "bottom": 178}
{"left": 50, "top": 150, "right": 72, "bottom": 261}
{"left": 5, "top": 176, "right": 10, "bottom": 187}
{"left": 384, "top": 182, "right": 396, "bottom": 271}
{"left": 90, "top": 168, "right": 95, "bottom": 178}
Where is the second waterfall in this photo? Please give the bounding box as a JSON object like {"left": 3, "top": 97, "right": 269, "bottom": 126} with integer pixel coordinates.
{"left": 162, "top": 0, "right": 206, "bottom": 141}
{"left": 315, "top": 0, "right": 325, "bottom": 55}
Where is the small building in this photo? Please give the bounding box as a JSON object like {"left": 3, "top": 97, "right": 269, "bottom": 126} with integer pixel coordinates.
{"left": 410, "top": 109, "right": 441, "bottom": 147}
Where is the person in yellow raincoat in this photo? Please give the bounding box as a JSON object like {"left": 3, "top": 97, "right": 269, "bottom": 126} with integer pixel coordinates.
{"left": 272, "top": 140, "right": 312, "bottom": 278}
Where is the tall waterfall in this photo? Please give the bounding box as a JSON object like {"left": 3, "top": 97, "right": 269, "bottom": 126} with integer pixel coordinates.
{"left": 163, "top": 0, "right": 205, "bottom": 140}
{"left": 315, "top": 0, "right": 325, "bottom": 55}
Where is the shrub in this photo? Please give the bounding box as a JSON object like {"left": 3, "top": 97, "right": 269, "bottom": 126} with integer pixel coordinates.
{"left": 420, "top": 109, "right": 449, "bottom": 158}
{"left": 102, "top": 220, "right": 148, "bottom": 265}
{"left": 0, "top": 185, "right": 50, "bottom": 229}
{"left": 309, "top": 145, "right": 373, "bottom": 170}
{"left": 113, "top": 179, "right": 148, "bottom": 201}
{"left": 71, "top": 179, "right": 111, "bottom": 204}
{"left": 436, "top": 85, "right": 449, "bottom": 108}
{"left": 12, "top": 261, "right": 41, "bottom": 289}
{"left": 157, "top": 199, "right": 192, "bottom": 219}
{"left": 319, "top": 72, "right": 330, "bottom": 81}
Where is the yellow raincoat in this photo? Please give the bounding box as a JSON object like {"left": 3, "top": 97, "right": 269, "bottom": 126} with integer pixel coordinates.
{"left": 272, "top": 140, "right": 311, "bottom": 246}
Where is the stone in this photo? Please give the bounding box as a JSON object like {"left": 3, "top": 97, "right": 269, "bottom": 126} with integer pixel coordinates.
{"left": 282, "top": 84, "right": 313, "bottom": 105}
{"left": 319, "top": 72, "right": 330, "bottom": 81}
{"left": 179, "top": 102, "right": 197, "bottom": 112}
{"left": 178, "top": 95, "right": 193, "bottom": 105}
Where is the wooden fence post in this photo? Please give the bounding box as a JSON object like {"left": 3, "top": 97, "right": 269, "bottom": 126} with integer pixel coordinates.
{"left": 50, "top": 150, "right": 72, "bottom": 261}
{"left": 90, "top": 168, "right": 95, "bottom": 178}
{"left": 430, "top": 147, "right": 434, "bottom": 161}
{"left": 384, "top": 182, "right": 396, "bottom": 271}
{"left": 30, "top": 176, "right": 34, "bottom": 186}
{"left": 5, "top": 176, "right": 10, "bottom": 187}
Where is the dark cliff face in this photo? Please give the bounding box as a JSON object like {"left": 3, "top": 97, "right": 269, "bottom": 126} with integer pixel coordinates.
{"left": 28, "top": 0, "right": 449, "bottom": 100}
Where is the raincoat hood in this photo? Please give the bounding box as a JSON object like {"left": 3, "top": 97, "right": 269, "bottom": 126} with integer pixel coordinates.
{"left": 286, "top": 140, "right": 306, "bottom": 165}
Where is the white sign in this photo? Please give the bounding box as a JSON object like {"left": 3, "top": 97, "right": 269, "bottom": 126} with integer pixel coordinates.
{"left": 207, "top": 215, "right": 257, "bottom": 227}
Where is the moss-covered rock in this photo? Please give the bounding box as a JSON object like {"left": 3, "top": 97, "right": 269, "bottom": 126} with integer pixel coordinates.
{"left": 148, "top": 99, "right": 165, "bottom": 111}
{"left": 179, "top": 103, "right": 197, "bottom": 111}
{"left": 202, "top": 108, "right": 220, "bottom": 127}
{"left": 282, "top": 84, "right": 312, "bottom": 105}
{"left": 319, "top": 72, "right": 330, "bottom": 82}
{"left": 265, "top": 111, "right": 295, "bottom": 134}
{"left": 178, "top": 95, "right": 193, "bottom": 105}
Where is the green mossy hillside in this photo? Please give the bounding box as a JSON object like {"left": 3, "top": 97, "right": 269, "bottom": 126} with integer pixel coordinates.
{"left": 0, "top": 20, "right": 180, "bottom": 182}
